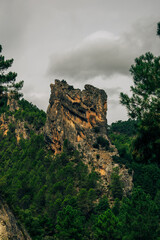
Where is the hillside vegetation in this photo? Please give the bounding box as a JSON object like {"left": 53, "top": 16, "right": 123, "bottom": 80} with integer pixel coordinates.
{"left": 0, "top": 111, "right": 160, "bottom": 239}
{"left": 0, "top": 23, "right": 160, "bottom": 239}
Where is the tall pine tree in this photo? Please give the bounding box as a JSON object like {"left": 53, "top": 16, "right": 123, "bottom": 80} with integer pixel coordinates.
{"left": 120, "top": 43, "right": 160, "bottom": 164}
{"left": 0, "top": 45, "right": 23, "bottom": 105}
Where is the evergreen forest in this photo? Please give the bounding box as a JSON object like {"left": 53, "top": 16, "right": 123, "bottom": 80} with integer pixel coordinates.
{"left": 0, "top": 23, "right": 160, "bottom": 240}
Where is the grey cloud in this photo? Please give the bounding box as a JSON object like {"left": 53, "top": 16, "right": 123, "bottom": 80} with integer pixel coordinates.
{"left": 108, "top": 99, "right": 119, "bottom": 107}
{"left": 48, "top": 20, "right": 159, "bottom": 81}
{"left": 0, "top": 0, "right": 30, "bottom": 52}
{"left": 105, "top": 87, "right": 121, "bottom": 97}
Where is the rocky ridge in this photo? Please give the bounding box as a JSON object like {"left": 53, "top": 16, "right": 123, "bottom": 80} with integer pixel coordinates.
{"left": 45, "top": 79, "right": 107, "bottom": 153}
{"left": 45, "top": 80, "right": 133, "bottom": 195}
{"left": 0, "top": 81, "right": 133, "bottom": 196}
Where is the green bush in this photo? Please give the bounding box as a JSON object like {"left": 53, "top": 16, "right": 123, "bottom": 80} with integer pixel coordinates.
{"left": 110, "top": 167, "right": 123, "bottom": 200}
{"left": 93, "top": 143, "right": 99, "bottom": 149}
{"left": 14, "top": 98, "right": 46, "bottom": 130}
{"left": 94, "top": 126, "right": 100, "bottom": 133}
{"left": 93, "top": 136, "right": 110, "bottom": 150}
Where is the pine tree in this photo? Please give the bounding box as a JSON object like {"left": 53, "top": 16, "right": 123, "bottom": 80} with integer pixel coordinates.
{"left": 0, "top": 45, "right": 23, "bottom": 103}
{"left": 120, "top": 52, "right": 160, "bottom": 164}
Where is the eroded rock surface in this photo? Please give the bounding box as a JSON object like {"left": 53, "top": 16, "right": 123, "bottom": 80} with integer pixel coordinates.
{"left": 45, "top": 80, "right": 133, "bottom": 196}
{"left": 0, "top": 96, "right": 44, "bottom": 143}
{"left": 45, "top": 79, "right": 108, "bottom": 153}
{"left": 0, "top": 198, "right": 31, "bottom": 240}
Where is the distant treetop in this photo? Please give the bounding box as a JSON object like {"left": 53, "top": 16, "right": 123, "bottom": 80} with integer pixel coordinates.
{"left": 0, "top": 44, "right": 23, "bottom": 99}
{"left": 157, "top": 22, "right": 160, "bottom": 36}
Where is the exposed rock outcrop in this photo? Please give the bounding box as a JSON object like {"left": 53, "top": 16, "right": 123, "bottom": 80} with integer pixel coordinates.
{"left": 45, "top": 80, "right": 133, "bottom": 196}
{"left": 0, "top": 113, "right": 30, "bottom": 142}
{"left": 0, "top": 198, "right": 31, "bottom": 240}
{"left": 45, "top": 79, "right": 108, "bottom": 153}
{"left": 7, "top": 93, "right": 20, "bottom": 112}
{"left": 0, "top": 96, "right": 44, "bottom": 142}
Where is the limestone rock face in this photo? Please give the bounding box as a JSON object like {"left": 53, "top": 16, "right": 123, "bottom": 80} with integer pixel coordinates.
{"left": 0, "top": 96, "right": 44, "bottom": 143}
{"left": 0, "top": 113, "right": 30, "bottom": 142}
{"left": 0, "top": 198, "right": 31, "bottom": 240}
{"left": 45, "top": 79, "right": 108, "bottom": 153}
{"left": 45, "top": 80, "right": 133, "bottom": 196}
{"left": 7, "top": 93, "right": 20, "bottom": 112}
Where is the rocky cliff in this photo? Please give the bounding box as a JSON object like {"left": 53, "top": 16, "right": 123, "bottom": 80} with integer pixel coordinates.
{"left": 0, "top": 95, "right": 44, "bottom": 143}
{"left": 0, "top": 198, "right": 31, "bottom": 240}
{"left": 45, "top": 79, "right": 107, "bottom": 153}
{"left": 45, "top": 80, "right": 133, "bottom": 195}
{"left": 0, "top": 95, "right": 29, "bottom": 142}
{"left": 0, "top": 113, "right": 30, "bottom": 142}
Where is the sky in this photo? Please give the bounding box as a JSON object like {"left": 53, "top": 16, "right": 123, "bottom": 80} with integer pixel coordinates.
{"left": 0, "top": 0, "right": 160, "bottom": 123}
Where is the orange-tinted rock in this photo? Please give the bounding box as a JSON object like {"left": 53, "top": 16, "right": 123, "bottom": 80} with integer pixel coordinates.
{"left": 45, "top": 79, "right": 108, "bottom": 153}
{"left": 7, "top": 93, "right": 19, "bottom": 112}
{"left": 45, "top": 80, "right": 133, "bottom": 196}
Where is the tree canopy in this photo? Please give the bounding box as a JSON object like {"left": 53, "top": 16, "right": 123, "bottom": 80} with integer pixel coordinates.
{"left": 120, "top": 52, "right": 160, "bottom": 120}
{"left": 0, "top": 23, "right": 160, "bottom": 239}
{"left": 157, "top": 22, "right": 160, "bottom": 36}
{"left": 0, "top": 45, "right": 23, "bottom": 100}
{"left": 120, "top": 52, "right": 160, "bottom": 164}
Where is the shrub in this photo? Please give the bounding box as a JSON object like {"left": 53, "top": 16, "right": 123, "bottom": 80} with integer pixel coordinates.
{"left": 94, "top": 127, "right": 100, "bottom": 133}
{"left": 96, "top": 154, "right": 100, "bottom": 160}
{"left": 93, "top": 143, "right": 99, "bottom": 149}
{"left": 110, "top": 167, "right": 123, "bottom": 200}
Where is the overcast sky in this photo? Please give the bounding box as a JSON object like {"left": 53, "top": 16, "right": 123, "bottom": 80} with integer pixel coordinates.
{"left": 0, "top": 0, "right": 160, "bottom": 123}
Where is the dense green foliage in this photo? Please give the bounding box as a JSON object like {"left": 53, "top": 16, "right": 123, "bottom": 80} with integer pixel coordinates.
{"left": 120, "top": 52, "right": 160, "bottom": 164}
{"left": 119, "top": 188, "right": 159, "bottom": 240}
{"left": 0, "top": 129, "right": 102, "bottom": 239}
{"left": 0, "top": 94, "right": 8, "bottom": 114}
{"left": 93, "top": 136, "right": 110, "bottom": 150}
{"left": 109, "top": 119, "right": 160, "bottom": 199}
{"left": 0, "top": 117, "right": 160, "bottom": 239}
{"left": 120, "top": 52, "right": 160, "bottom": 120}
{"left": 93, "top": 209, "right": 120, "bottom": 240}
{"left": 0, "top": 41, "right": 160, "bottom": 239}
{"left": 157, "top": 22, "right": 160, "bottom": 36}
{"left": 132, "top": 111, "right": 160, "bottom": 164}
{"left": 109, "top": 119, "right": 137, "bottom": 136}
{"left": 109, "top": 120, "right": 134, "bottom": 168}
{"left": 14, "top": 98, "right": 46, "bottom": 130}
{"left": 110, "top": 168, "right": 123, "bottom": 200}
{"left": 108, "top": 119, "right": 160, "bottom": 239}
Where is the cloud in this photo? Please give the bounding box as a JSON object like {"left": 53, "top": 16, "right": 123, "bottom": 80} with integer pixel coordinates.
{"left": 48, "top": 20, "right": 159, "bottom": 81}
{"left": 108, "top": 99, "right": 119, "bottom": 107}
{"left": 0, "top": 0, "right": 30, "bottom": 52}
{"left": 105, "top": 87, "right": 121, "bottom": 96}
